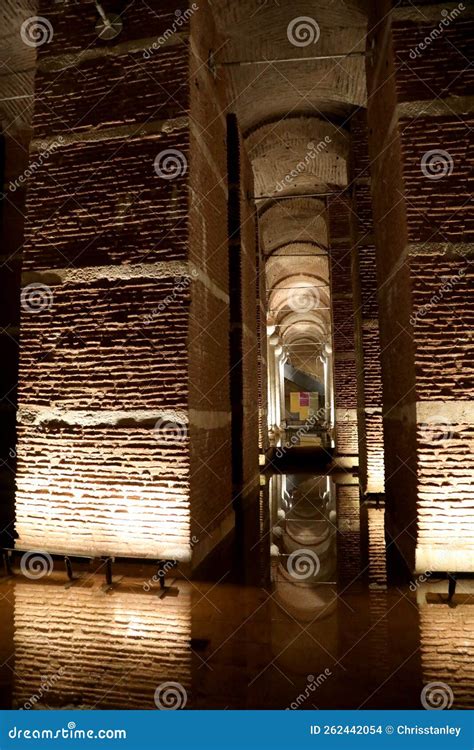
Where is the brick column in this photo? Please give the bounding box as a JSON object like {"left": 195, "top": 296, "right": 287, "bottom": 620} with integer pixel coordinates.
{"left": 366, "top": 0, "right": 473, "bottom": 572}
{"left": 327, "top": 197, "right": 359, "bottom": 462}
{"left": 14, "top": 0, "right": 235, "bottom": 567}
{"left": 350, "top": 111, "right": 385, "bottom": 494}
{"left": 227, "top": 114, "right": 259, "bottom": 501}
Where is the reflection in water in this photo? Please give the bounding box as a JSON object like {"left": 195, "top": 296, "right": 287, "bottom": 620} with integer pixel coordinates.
{"left": 13, "top": 582, "right": 191, "bottom": 709}
{"left": 270, "top": 475, "right": 337, "bottom": 620}
{"left": 1, "top": 472, "right": 472, "bottom": 709}
{"left": 418, "top": 582, "right": 474, "bottom": 709}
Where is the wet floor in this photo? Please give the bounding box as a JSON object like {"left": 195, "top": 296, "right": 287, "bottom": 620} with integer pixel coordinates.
{"left": 0, "top": 470, "right": 472, "bottom": 710}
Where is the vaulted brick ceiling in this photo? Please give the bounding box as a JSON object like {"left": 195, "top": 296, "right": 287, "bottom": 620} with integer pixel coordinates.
{"left": 212, "top": 0, "right": 368, "bottom": 369}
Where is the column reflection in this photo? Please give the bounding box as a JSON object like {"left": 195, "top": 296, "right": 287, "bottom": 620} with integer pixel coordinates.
{"left": 13, "top": 580, "right": 191, "bottom": 710}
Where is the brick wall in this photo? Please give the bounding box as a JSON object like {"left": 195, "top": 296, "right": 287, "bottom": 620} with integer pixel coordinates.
{"left": 327, "top": 197, "right": 359, "bottom": 458}
{"left": 350, "top": 111, "right": 385, "bottom": 493}
{"left": 336, "top": 483, "right": 361, "bottom": 585}
{"left": 14, "top": 0, "right": 234, "bottom": 567}
{"left": 366, "top": 0, "right": 473, "bottom": 572}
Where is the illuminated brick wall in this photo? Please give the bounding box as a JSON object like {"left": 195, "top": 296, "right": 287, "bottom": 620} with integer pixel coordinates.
{"left": 350, "top": 111, "right": 385, "bottom": 494}
{"left": 366, "top": 0, "right": 474, "bottom": 572}
{"left": 327, "top": 197, "right": 359, "bottom": 458}
{"left": 14, "top": 1, "right": 236, "bottom": 564}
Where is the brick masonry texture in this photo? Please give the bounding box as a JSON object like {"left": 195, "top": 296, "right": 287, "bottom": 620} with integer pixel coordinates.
{"left": 366, "top": 0, "right": 473, "bottom": 571}
{"left": 227, "top": 120, "right": 259, "bottom": 492}
{"left": 36, "top": 0, "right": 191, "bottom": 57}
{"left": 18, "top": 277, "right": 189, "bottom": 411}
{"left": 187, "top": 0, "right": 233, "bottom": 546}
{"left": 350, "top": 110, "right": 385, "bottom": 493}
{"left": 420, "top": 600, "right": 474, "bottom": 709}
{"left": 15, "top": 424, "right": 190, "bottom": 559}
{"left": 392, "top": 19, "right": 474, "bottom": 102}
{"left": 34, "top": 47, "right": 189, "bottom": 139}
{"left": 400, "top": 116, "right": 473, "bottom": 244}
{"left": 22, "top": 132, "right": 190, "bottom": 270}
{"left": 410, "top": 256, "right": 473, "bottom": 399}
{"left": 336, "top": 485, "right": 361, "bottom": 584}
{"left": 327, "top": 197, "right": 359, "bottom": 457}
{"left": 14, "top": 0, "right": 237, "bottom": 564}
{"left": 13, "top": 582, "right": 191, "bottom": 709}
